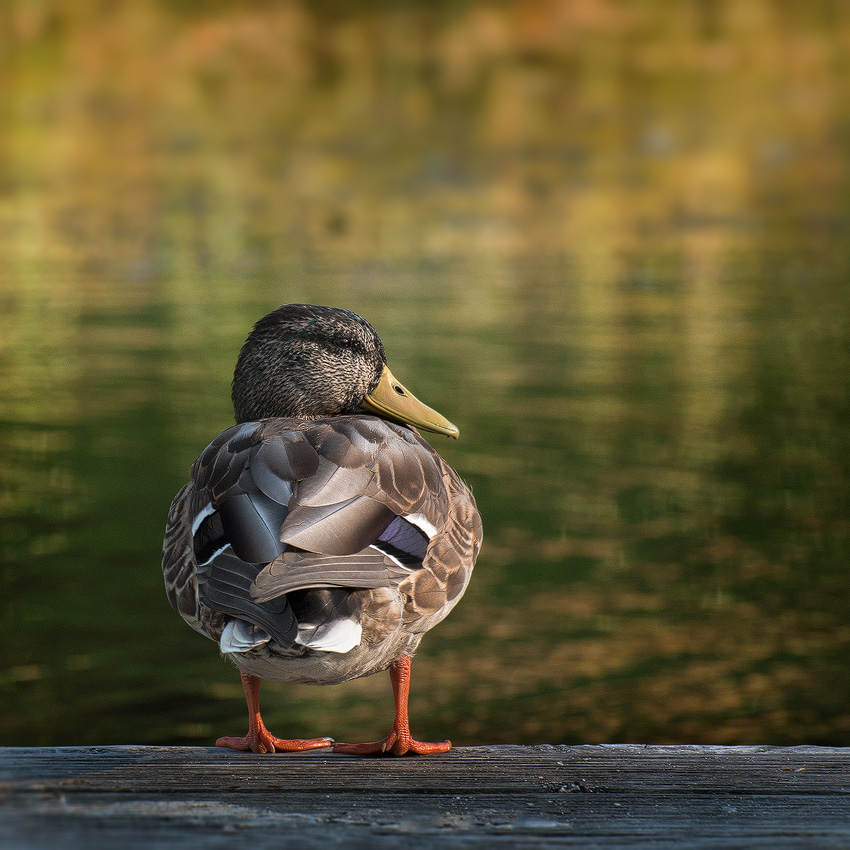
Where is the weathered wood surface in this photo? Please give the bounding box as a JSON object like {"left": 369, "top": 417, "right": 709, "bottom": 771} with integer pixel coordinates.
{"left": 1, "top": 745, "right": 849, "bottom": 848}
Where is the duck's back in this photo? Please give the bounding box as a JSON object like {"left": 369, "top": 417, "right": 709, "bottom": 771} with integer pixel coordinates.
{"left": 162, "top": 415, "right": 481, "bottom": 682}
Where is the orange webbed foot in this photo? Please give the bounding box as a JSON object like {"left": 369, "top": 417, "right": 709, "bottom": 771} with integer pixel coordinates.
{"left": 216, "top": 718, "right": 332, "bottom": 754}
{"left": 333, "top": 729, "right": 451, "bottom": 757}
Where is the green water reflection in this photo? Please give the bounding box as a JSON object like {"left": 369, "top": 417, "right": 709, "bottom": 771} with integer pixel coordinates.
{"left": 2, "top": 1, "right": 850, "bottom": 746}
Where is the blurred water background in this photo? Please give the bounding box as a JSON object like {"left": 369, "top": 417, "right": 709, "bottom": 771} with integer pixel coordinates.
{"left": 2, "top": 0, "right": 850, "bottom": 747}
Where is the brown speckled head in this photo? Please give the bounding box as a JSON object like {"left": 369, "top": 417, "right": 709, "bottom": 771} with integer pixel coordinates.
{"left": 231, "top": 304, "right": 387, "bottom": 424}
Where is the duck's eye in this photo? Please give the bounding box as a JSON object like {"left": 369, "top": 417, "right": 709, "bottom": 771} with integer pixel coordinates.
{"left": 331, "top": 334, "right": 365, "bottom": 355}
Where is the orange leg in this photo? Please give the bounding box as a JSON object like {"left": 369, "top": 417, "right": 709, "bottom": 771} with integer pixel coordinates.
{"left": 216, "top": 671, "right": 333, "bottom": 754}
{"left": 333, "top": 655, "right": 451, "bottom": 756}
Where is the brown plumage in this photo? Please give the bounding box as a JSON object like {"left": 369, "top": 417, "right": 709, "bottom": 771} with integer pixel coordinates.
{"left": 162, "top": 305, "right": 482, "bottom": 755}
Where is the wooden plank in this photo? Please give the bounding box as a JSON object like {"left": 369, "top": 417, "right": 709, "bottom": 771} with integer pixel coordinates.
{"left": 2, "top": 745, "right": 849, "bottom": 848}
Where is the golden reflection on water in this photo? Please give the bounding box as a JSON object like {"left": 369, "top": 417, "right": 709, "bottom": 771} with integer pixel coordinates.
{"left": 2, "top": 1, "right": 850, "bottom": 746}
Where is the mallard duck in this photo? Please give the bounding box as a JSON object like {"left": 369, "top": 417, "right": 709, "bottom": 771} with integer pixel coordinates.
{"left": 162, "top": 304, "right": 482, "bottom": 755}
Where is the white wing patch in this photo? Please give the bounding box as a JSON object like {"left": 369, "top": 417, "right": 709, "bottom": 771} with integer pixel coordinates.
{"left": 198, "top": 543, "right": 231, "bottom": 567}
{"left": 368, "top": 543, "right": 408, "bottom": 570}
{"left": 404, "top": 512, "right": 438, "bottom": 539}
{"left": 191, "top": 502, "right": 216, "bottom": 535}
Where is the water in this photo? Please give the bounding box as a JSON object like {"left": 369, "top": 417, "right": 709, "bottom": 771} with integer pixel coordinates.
{"left": 2, "top": 2, "right": 850, "bottom": 747}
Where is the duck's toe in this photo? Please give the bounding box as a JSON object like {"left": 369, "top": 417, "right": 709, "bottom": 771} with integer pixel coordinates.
{"left": 216, "top": 719, "right": 333, "bottom": 754}
{"left": 333, "top": 729, "right": 451, "bottom": 757}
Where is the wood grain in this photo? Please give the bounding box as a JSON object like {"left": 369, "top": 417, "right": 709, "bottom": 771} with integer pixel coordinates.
{"left": 2, "top": 745, "right": 849, "bottom": 848}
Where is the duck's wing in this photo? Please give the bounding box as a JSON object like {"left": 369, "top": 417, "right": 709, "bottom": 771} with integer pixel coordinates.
{"left": 162, "top": 416, "right": 481, "bottom": 648}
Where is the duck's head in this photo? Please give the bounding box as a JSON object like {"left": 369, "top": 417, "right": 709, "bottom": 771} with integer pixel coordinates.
{"left": 231, "top": 304, "right": 459, "bottom": 438}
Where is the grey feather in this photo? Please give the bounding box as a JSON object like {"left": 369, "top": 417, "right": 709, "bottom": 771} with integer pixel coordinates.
{"left": 218, "top": 492, "right": 287, "bottom": 564}
{"left": 280, "top": 495, "right": 395, "bottom": 555}
{"left": 251, "top": 547, "right": 411, "bottom": 603}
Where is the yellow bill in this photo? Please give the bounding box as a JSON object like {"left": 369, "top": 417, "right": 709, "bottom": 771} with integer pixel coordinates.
{"left": 360, "top": 365, "right": 460, "bottom": 438}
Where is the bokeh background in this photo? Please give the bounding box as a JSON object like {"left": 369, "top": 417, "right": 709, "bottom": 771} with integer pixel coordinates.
{"left": 2, "top": 0, "right": 850, "bottom": 747}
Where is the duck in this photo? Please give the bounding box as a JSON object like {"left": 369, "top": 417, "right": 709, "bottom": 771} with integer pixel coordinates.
{"left": 162, "top": 304, "right": 482, "bottom": 755}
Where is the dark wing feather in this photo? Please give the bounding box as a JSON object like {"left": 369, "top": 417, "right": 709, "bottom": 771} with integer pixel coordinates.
{"left": 198, "top": 550, "right": 298, "bottom": 645}
{"left": 217, "top": 491, "right": 287, "bottom": 564}
{"left": 195, "top": 423, "right": 263, "bottom": 504}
